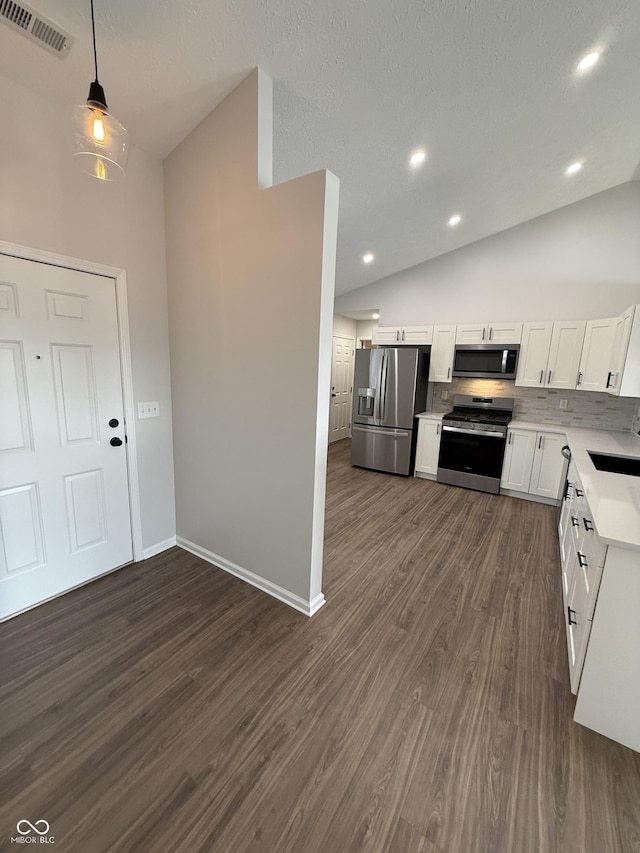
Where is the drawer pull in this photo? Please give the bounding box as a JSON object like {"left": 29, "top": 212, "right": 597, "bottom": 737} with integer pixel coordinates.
{"left": 567, "top": 606, "right": 577, "bottom": 626}
{"left": 575, "top": 488, "right": 584, "bottom": 497}
{"left": 583, "top": 518, "right": 594, "bottom": 532}
{"left": 577, "top": 552, "right": 588, "bottom": 568}
{"left": 571, "top": 516, "right": 579, "bottom": 528}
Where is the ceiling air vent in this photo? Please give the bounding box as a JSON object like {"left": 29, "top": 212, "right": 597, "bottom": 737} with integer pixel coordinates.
{"left": 0, "top": 0, "right": 75, "bottom": 57}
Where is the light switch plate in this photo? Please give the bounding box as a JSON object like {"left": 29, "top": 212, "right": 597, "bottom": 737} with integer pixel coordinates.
{"left": 559, "top": 399, "right": 568, "bottom": 410}
{"left": 138, "top": 401, "right": 160, "bottom": 418}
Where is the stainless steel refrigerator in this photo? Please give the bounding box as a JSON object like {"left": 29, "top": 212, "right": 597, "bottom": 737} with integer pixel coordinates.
{"left": 351, "top": 346, "right": 430, "bottom": 475}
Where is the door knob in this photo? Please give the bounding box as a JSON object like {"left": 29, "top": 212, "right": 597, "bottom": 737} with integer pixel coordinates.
{"left": 110, "top": 437, "right": 123, "bottom": 447}
{"left": 109, "top": 418, "right": 119, "bottom": 428}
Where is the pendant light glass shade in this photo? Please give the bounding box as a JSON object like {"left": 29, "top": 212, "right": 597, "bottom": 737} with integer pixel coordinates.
{"left": 70, "top": 98, "right": 129, "bottom": 180}
{"left": 70, "top": 2, "right": 129, "bottom": 180}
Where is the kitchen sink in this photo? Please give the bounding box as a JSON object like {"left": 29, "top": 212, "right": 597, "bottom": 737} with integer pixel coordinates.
{"left": 587, "top": 451, "right": 640, "bottom": 477}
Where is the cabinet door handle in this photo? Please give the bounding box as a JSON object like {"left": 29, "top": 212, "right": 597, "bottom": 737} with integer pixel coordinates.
{"left": 583, "top": 518, "right": 594, "bottom": 532}
{"left": 606, "top": 371, "right": 613, "bottom": 388}
{"left": 489, "top": 326, "right": 493, "bottom": 340}
{"left": 508, "top": 432, "right": 512, "bottom": 445}
{"left": 402, "top": 329, "right": 406, "bottom": 342}
{"left": 396, "top": 330, "right": 400, "bottom": 342}
{"left": 577, "top": 371, "right": 582, "bottom": 386}
{"left": 482, "top": 327, "right": 486, "bottom": 340}
{"left": 539, "top": 369, "right": 544, "bottom": 384}
{"left": 567, "top": 606, "right": 577, "bottom": 626}
{"left": 538, "top": 435, "right": 543, "bottom": 449}
{"left": 548, "top": 370, "right": 552, "bottom": 384}
{"left": 577, "top": 552, "right": 588, "bottom": 568}
{"left": 571, "top": 516, "right": 579, "bottom": 527}
{"left": 436, "top": 423, "right": 440, "bottom": 434}
{"left": 447, "top": 367, "right": 451, "bottom": 379}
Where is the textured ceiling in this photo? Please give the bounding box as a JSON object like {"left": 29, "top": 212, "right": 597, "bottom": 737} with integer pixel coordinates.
{"left": 1, "top": 0, "right": 639, "bottom": 295}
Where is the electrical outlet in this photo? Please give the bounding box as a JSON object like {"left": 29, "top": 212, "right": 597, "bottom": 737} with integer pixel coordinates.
{"left": 441, "top": 390, "right": 449, "bottom": 401}
{"left": 137, "top": 401, "right": 160, "bottom": 419}
{"left": 559, "top": 399, "right": 568, "bottom": 410}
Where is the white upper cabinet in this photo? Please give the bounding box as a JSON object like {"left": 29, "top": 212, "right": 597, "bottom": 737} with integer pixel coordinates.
{"left": 372, "top": 325, "right": 433, "bottom": 345}
{"left": 455, "top": 322, "right": 522, "bottom": 345}
{"left": 516, "top": 321, "right": 585, "bottom": 389}
{"left": 546, "top": 321, "right": 586, "bottom": 389}
{"left": 607, "top": 305, "right": 640, "bottom": 398}
{"left": 516, "top": 322, "right": 553, "bottom": 387}
{"left": 372, "top": 326, "right": 402, "bottom": 345}
{"left": 577, "top": 318, "right": 616, "bottom": 392}
{"left": 429, "top": 325, "right": 456, "bottom": 383}
{"left": 402, "top": 325, "right": 433, "bottom": 345}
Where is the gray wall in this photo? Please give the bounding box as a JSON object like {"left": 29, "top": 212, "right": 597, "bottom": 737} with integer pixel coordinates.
{"left": 164, "top": 69, "right": 339, "bottom": 612}
{"left": 335, "top": 182, "right": 640, "bottom": 324}
{"left": 0, "top": 73, "right": 176, "bottom": 553}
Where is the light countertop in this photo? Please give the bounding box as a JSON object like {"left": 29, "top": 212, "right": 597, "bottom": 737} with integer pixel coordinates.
{"left": 562, "top": 427, "right": 640, "bottom": 552}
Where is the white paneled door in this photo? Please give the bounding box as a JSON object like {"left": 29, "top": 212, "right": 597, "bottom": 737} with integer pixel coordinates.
{"left": 0, "top": 254, "right": 132, "bottom": 620}
{"left": 329, "top": 336, "right": 354, "bottom": 443}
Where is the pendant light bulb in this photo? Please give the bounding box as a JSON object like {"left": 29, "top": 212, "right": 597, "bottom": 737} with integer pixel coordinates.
{"left": 92, "top": 113, "right": 105, "bottom": 143}
{"left": 69, "top": 0, "right": 129, "bottom": 180}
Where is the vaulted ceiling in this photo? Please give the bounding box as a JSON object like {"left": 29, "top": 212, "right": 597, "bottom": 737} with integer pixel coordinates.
{"left": 2, "top": 0, "right": 639, "bottom": 294}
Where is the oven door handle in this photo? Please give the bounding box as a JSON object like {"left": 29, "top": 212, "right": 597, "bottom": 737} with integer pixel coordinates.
{"left": 442, "top": 426, "right": 504, "bottom": 437}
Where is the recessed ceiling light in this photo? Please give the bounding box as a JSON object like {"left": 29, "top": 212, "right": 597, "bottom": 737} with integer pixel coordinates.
{"left": 565, "top": 161, "right": 583, "bottom": 176}
{"left": 363, "top": 252, "right": 374, "bottom": 264}
{"left": 372, "top": 313, "right": 380, "bottom": 320}
{"left": 577, "top": 51, "right": 600, "bottom": 73}
{"left": 409, "top": 150, "right": 427, "bottom": 167}
{"left": 448, "top": 214, "right": 462, "bottom": 227}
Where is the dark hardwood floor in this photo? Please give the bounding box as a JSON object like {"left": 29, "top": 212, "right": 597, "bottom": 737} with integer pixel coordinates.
{"left": 1, "top": 438, "right": 639, "bottom": 852}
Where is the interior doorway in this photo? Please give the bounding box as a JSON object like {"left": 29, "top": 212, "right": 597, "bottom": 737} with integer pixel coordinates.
{"left": 329, "top": 335, "right": 355, "bottom": 443}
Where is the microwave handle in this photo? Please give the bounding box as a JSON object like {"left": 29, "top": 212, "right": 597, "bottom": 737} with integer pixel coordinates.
{"left": 501, "top": 349, "right": 508, "bottom": 374}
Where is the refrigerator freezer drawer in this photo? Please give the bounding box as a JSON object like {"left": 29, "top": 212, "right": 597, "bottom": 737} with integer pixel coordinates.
{"left": 351, "top": 424, "right": 413, "bottom": 476}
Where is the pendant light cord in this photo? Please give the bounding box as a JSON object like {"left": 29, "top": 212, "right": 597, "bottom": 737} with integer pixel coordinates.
{"left": 90, "top": 0, "right": 99, "bottom": 82}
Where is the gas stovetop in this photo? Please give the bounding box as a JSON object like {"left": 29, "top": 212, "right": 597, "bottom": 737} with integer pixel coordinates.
{"left": 442, "top": 395, "right": 514, "bottom": 432}
{"left": 443, "top": 408, "right": 512, "bottom": 426}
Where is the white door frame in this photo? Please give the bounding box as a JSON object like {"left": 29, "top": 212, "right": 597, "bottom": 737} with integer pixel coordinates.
{"left": 0, "top": 240, "right": 144, "bottom": 562}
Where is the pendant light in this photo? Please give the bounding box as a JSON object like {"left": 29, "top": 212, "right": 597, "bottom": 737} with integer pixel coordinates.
{"left": 69, "top": 0, "right": 129, "bottom": 180}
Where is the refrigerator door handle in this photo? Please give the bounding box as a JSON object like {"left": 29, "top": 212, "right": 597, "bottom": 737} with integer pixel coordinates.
{"left": 374, "top": 349, "right": 384, "bottom": 421}
{"left": 379, "top": 350, "right": 389, "bottom": 421}
{"left": 352, "top": 424, "right": 411, "bottom": 438}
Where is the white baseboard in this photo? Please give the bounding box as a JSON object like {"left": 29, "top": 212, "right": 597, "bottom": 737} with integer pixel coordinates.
{"left": 176, "top": 536, "right": 325, "bottom": 617}
{"left": 142, "top": 536, "right": 177, "bottom": 559}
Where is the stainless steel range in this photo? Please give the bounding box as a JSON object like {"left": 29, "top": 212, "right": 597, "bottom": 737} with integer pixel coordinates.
{"left": 437, "top": 395, "right": 514, "bottom": 494}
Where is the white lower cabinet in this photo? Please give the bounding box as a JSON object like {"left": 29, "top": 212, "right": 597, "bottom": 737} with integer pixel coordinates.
{"left": 414, "top": 418, "right": 441, "bottom": 477}
{"left": 529, "top": 432, "right": 567, "bottom": 499}
{"left": 573, "top": 545, "right": 640, "bottom": 752}
{"left": 558, "top": 460, "right": 606, "bottom": 694}
{"left": 500, "top": 428, "right": 536, "bottom": 492}
{"left": 500, "top": 428, "right": 566, "bottom": 500}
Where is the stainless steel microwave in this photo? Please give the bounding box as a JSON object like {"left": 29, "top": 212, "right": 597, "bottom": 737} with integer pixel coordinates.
{"left": 452, "top": 345, "right": 520, "bottom": 379}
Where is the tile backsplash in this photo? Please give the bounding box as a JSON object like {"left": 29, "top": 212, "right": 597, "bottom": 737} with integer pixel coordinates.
{"left": 430, "top": 378, "right": 639, "bottom": 432}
